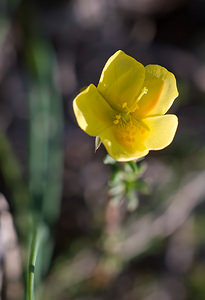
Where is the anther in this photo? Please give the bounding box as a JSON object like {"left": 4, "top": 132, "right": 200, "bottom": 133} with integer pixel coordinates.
{"left": 122, "top": 102, "right": 127, "bottom": 109}
{"left": 113, "top": 120, "right": 119, "bottom": 125}
{"left": 115, "top": 114, "right": 121, "bottom": 119}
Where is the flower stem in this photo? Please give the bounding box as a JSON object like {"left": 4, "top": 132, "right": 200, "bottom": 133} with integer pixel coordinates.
{"left": 27, "top": 226, "right": 42, "bottom": 300}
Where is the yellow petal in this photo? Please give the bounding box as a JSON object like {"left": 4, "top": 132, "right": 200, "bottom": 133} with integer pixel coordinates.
{"left": 136, "top": 65, "right": 178, "bottom": 117}
{"left": 97, "top": 50, "right": 145, "bottom": 112}
{"left": 100, "top": 122, "right": 149, "bottom": 162}
{"left": 143, "top": 114, "right": 178, "bottom": 150}
{"left": 73, "top": 84, "right": 114, "bottom": 136}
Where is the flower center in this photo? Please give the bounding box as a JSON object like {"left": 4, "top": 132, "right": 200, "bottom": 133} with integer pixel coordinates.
{"left": 112, "top": 87, "right": 148, "bottom": 125}
{"left": 113, "top": 111, "right": 130, "bottom": 126}
{"left": 112, "top": 87, "right": 149, "bottom": 150}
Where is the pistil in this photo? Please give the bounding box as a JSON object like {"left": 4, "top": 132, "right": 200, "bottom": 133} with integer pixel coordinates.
{"left": 130, "top": 87, "right": 148, "bottom": 112}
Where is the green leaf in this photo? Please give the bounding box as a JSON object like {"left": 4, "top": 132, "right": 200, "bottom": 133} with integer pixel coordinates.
{"left": 103, "top": 154, "right": 116, "bottom": 165}
{"left": 127, "top": 190, "right": 139, "bottom": 211}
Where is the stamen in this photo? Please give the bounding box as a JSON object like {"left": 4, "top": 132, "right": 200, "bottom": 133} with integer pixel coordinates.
{"left": 122, "top": 102, "right": 128, "bottom": 109}
{"left": 113, "top": 114, "right": 122, "bottom": 125}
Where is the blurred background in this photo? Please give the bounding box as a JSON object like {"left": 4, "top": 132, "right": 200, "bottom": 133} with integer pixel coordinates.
{"left": 0, "top": 0, "right": 205, "bottom": 299}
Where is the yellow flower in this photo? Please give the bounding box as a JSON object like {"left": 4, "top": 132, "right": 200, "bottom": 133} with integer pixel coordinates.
{"left": 73, "top": 50, "right": 178, "bottom": 161}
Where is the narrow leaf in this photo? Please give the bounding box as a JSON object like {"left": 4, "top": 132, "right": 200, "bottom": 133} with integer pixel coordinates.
{"left": 95, "top": 136, "right": 102, "bottom": 152}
